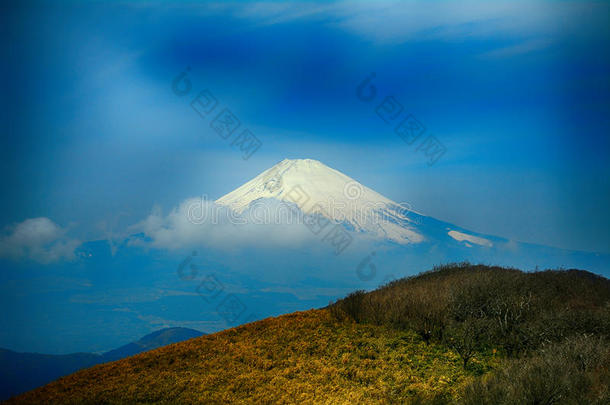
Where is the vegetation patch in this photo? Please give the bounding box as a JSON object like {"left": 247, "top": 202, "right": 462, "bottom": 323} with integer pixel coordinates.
{"left": 7, "top": 263, "right": 610, "bottom": 404}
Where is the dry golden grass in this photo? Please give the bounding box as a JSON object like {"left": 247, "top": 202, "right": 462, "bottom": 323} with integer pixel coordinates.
{"left": 6, "top": 309, "right": 493, "bottom": 404}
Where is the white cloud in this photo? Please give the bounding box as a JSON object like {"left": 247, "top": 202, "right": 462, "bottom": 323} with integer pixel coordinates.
{"left": 130, "top": 197, "right": 318, "bottom": 252}
{"left": 0, "top": 217, "right": 81, "bottom": 264}
{"left": 448, "top": 229, "right": 493, "bottom": 247}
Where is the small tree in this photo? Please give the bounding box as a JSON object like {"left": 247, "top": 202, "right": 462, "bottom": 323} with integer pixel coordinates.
{"left": 446, "top": 317, "right": 489, "bottom": 368}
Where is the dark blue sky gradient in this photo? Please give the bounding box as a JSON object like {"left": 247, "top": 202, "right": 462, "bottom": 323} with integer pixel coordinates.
{"left": 2, "top": 0, "right": 609, "bottom": 252}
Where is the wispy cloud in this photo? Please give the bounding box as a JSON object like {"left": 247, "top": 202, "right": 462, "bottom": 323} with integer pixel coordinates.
{"left": 198, "top": 1, "right": 607, "bottom": 44}
{"left": 0, "top": 218, "right": 81, "bottom": 264}
{"left": 479, "top": 38, "right": 553, "bottom": 59}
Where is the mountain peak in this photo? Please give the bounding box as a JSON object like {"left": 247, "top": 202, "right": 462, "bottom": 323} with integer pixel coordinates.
{"left": 216, "top": 158, "right": 390, "bottom": 214}
{"left": 268, "top": 158, "right": 341, "bottom": 176}
{"left": 280, "top": 158, "right": 322, "bottom": 164}
{"left": 215, "top": 159, "right": 424, "bottom": 244}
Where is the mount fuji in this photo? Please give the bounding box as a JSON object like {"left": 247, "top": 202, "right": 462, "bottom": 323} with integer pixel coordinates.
{"left": 211, "top": 158, "right": 608, "bottom": 275}
{"left": 217, "top": 159, "right": 491, "bottom": 248}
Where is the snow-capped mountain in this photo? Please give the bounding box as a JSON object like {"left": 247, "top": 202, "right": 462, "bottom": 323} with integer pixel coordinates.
{"left": 215, "top": 158, "right": 490, "bottom": 247}
{"left": 212, "top": 159, "right": 610, "bottom": 276}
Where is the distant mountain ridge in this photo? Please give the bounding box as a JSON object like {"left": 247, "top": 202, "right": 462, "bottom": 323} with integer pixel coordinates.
{"left": 101, "top": 327, "right": 203, "bottom": 362}
{"left": 0, "top": 327, "right": 204, "bottom": 401}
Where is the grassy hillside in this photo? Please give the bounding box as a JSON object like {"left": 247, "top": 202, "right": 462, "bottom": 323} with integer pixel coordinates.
{"left": 330, "top": 263, "right": 610, "bottom": 404}
{"left": 6, "top": 264, "right": 610, "bottom": 404}
{"left": 5, "top": 310, "right": 491, "bottom": 404}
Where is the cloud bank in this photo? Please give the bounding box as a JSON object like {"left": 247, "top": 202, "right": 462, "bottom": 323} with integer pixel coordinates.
{"left": 130, "top": 197, "right": 320, "bottom": 252}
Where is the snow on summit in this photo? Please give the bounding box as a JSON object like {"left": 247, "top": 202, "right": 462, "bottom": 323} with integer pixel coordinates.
{"left": 216, "top": 159, "right": 424, "bottom": 244}
{"left": 196, "top": 159, "right": 584, "bottom": 262}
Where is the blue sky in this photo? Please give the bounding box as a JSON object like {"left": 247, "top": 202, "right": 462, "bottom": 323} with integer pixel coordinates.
{"left": 1, "top": 0, "right": 610, "bottom": 352}
{"left": 3, "top": 0, "right": 609, "bottom": 253}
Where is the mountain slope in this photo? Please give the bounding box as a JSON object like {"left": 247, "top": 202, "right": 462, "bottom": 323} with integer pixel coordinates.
{"left": 212, "top": 159, "right": 610, "bottom": 275}
{"left": 0, "top": 328, "right": 203, "bottom": 401}
{"left": 216, "top": 158, "right": 424, "bottom": 244}
{"left": 5, "top": 310, "right": 485, "bottom": 404}
{"left": 7, "top": 264, "right": 608, "bottom": 404}
{"left": 101, "top": 327, "right": 204, "bottom": 363}
{"left": 214, "top": 158, "right": 506, "bottom": 247}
